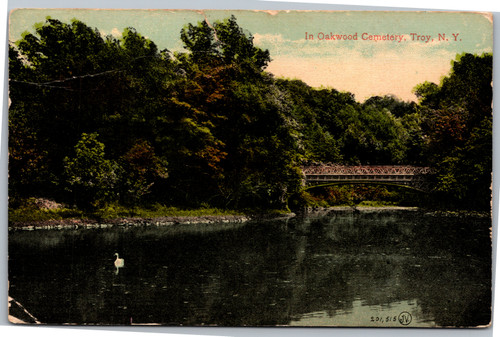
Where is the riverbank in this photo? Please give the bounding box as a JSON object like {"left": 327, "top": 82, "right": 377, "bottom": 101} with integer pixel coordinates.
{"left": 8, "top": 208, "right": 302, "bottom": 231}
{"left": 8, "top": 205, "right": 490, "bottom": 231}
{"left": 302, "top": 205, "right": 491, "bottom": 219}
{"left": 8, "top": 199, "right": 261, "bottom": 230}
{"left": 303, "top": 205, "right": 419, "bottom": 213}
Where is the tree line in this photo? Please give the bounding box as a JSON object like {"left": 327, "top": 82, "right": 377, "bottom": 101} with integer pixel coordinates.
{"left": 8, "top": 16, "right": 492, "bottom": 211}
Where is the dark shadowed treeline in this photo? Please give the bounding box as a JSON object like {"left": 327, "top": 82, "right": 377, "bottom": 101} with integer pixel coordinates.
{"left": 8, "top": 17, "right": 492, "bottom": 212}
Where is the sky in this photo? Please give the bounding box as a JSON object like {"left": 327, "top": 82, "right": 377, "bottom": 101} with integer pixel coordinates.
{"left": 8, "top": 9, "right": 493, "bottom": 102}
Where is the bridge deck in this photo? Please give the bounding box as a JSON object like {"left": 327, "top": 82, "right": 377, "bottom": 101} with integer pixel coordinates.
{"left": 305, "top": 174, "right": 418, "bottom": 182}
{"left": 302, "top": 165, "right": 432, "bottom": 176}
{"left": 302, "top": 165, "right": 432, "bottom": 190}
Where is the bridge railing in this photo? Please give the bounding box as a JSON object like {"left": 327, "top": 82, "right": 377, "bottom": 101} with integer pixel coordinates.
{"left": 301, "top": 165, "right": 432, "bottom": 176}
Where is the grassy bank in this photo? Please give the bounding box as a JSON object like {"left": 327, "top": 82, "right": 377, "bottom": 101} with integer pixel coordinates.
{"left": 291, "top": 185, "right": 431, "bottom": 210}
{"left": 8, "top": 202, "right": 247, "bottom": 224}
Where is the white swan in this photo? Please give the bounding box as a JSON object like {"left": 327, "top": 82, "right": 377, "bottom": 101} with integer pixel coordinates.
{"left": 114, "top": 253, "right": 125, "bottom": 274}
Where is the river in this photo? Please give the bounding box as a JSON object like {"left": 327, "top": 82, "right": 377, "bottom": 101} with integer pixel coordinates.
{"left": 8, "top": 209, "right": 491, "bottom": 327}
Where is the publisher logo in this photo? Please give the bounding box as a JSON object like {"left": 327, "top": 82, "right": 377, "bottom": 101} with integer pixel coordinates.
{"left": 398, "top": 312, "right": 412, "bottom": 326}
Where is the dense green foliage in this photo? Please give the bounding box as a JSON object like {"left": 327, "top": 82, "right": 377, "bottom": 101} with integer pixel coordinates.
{"left": 414, "top": 53, "right": 492, "bottom": 209}
{"left": 9, "top": 17, "right": 492, "bottom": 214}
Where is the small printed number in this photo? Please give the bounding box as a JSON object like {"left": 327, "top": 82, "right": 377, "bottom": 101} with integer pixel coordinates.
{"left": 370, "top": 316, "right": 397, "bottom": 323}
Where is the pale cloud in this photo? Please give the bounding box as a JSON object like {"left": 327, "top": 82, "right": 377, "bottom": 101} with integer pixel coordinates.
{"left": 266, "top": 48, "right": 454, "bottom": 102}
{"left": 111, "top": 28, "right": 122, "bottom": 37}
{"left": 99, "top": 27, "right": 122, "bottom": 38}
{"left": 253, "top": 33, "right": 286, "bottom": 45}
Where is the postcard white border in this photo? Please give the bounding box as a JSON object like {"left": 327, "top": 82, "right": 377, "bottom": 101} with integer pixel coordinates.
{"left": 1, "top": 1, "right": 498, "bottom": 337}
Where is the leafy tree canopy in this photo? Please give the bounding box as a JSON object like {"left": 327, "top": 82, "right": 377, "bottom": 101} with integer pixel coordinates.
{"left": 8, "top": 17, "right": 492, "bottom": 211}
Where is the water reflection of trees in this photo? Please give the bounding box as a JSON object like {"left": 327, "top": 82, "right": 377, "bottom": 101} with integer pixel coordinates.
{"left": 8, "top": 212, "right": 490, "bottom": 326}
{"left": 287, "top": 211, "right": 491, "bottom": 327}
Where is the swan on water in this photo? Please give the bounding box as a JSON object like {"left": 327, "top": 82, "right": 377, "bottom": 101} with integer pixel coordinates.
{"left": 114, "top": 253, "right": 125, "bottom": 274}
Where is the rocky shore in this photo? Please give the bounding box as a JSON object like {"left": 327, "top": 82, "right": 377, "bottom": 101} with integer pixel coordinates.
{"left": 8, "top": 214, "right": 255, "bottom": 231}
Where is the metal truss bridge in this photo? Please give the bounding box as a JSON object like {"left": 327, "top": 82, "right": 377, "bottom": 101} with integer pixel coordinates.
{"left": 302, "top": 165, "right": 433, "bottom": 191}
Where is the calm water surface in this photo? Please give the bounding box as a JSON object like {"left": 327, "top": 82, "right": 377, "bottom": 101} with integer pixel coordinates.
{"left": 8, "top": 210, "right": 491, "bottom": 327}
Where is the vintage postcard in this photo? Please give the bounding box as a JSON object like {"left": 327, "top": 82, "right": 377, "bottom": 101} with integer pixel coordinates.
{"left": 7, "top": 9, "right": 492, "bottom": 327}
